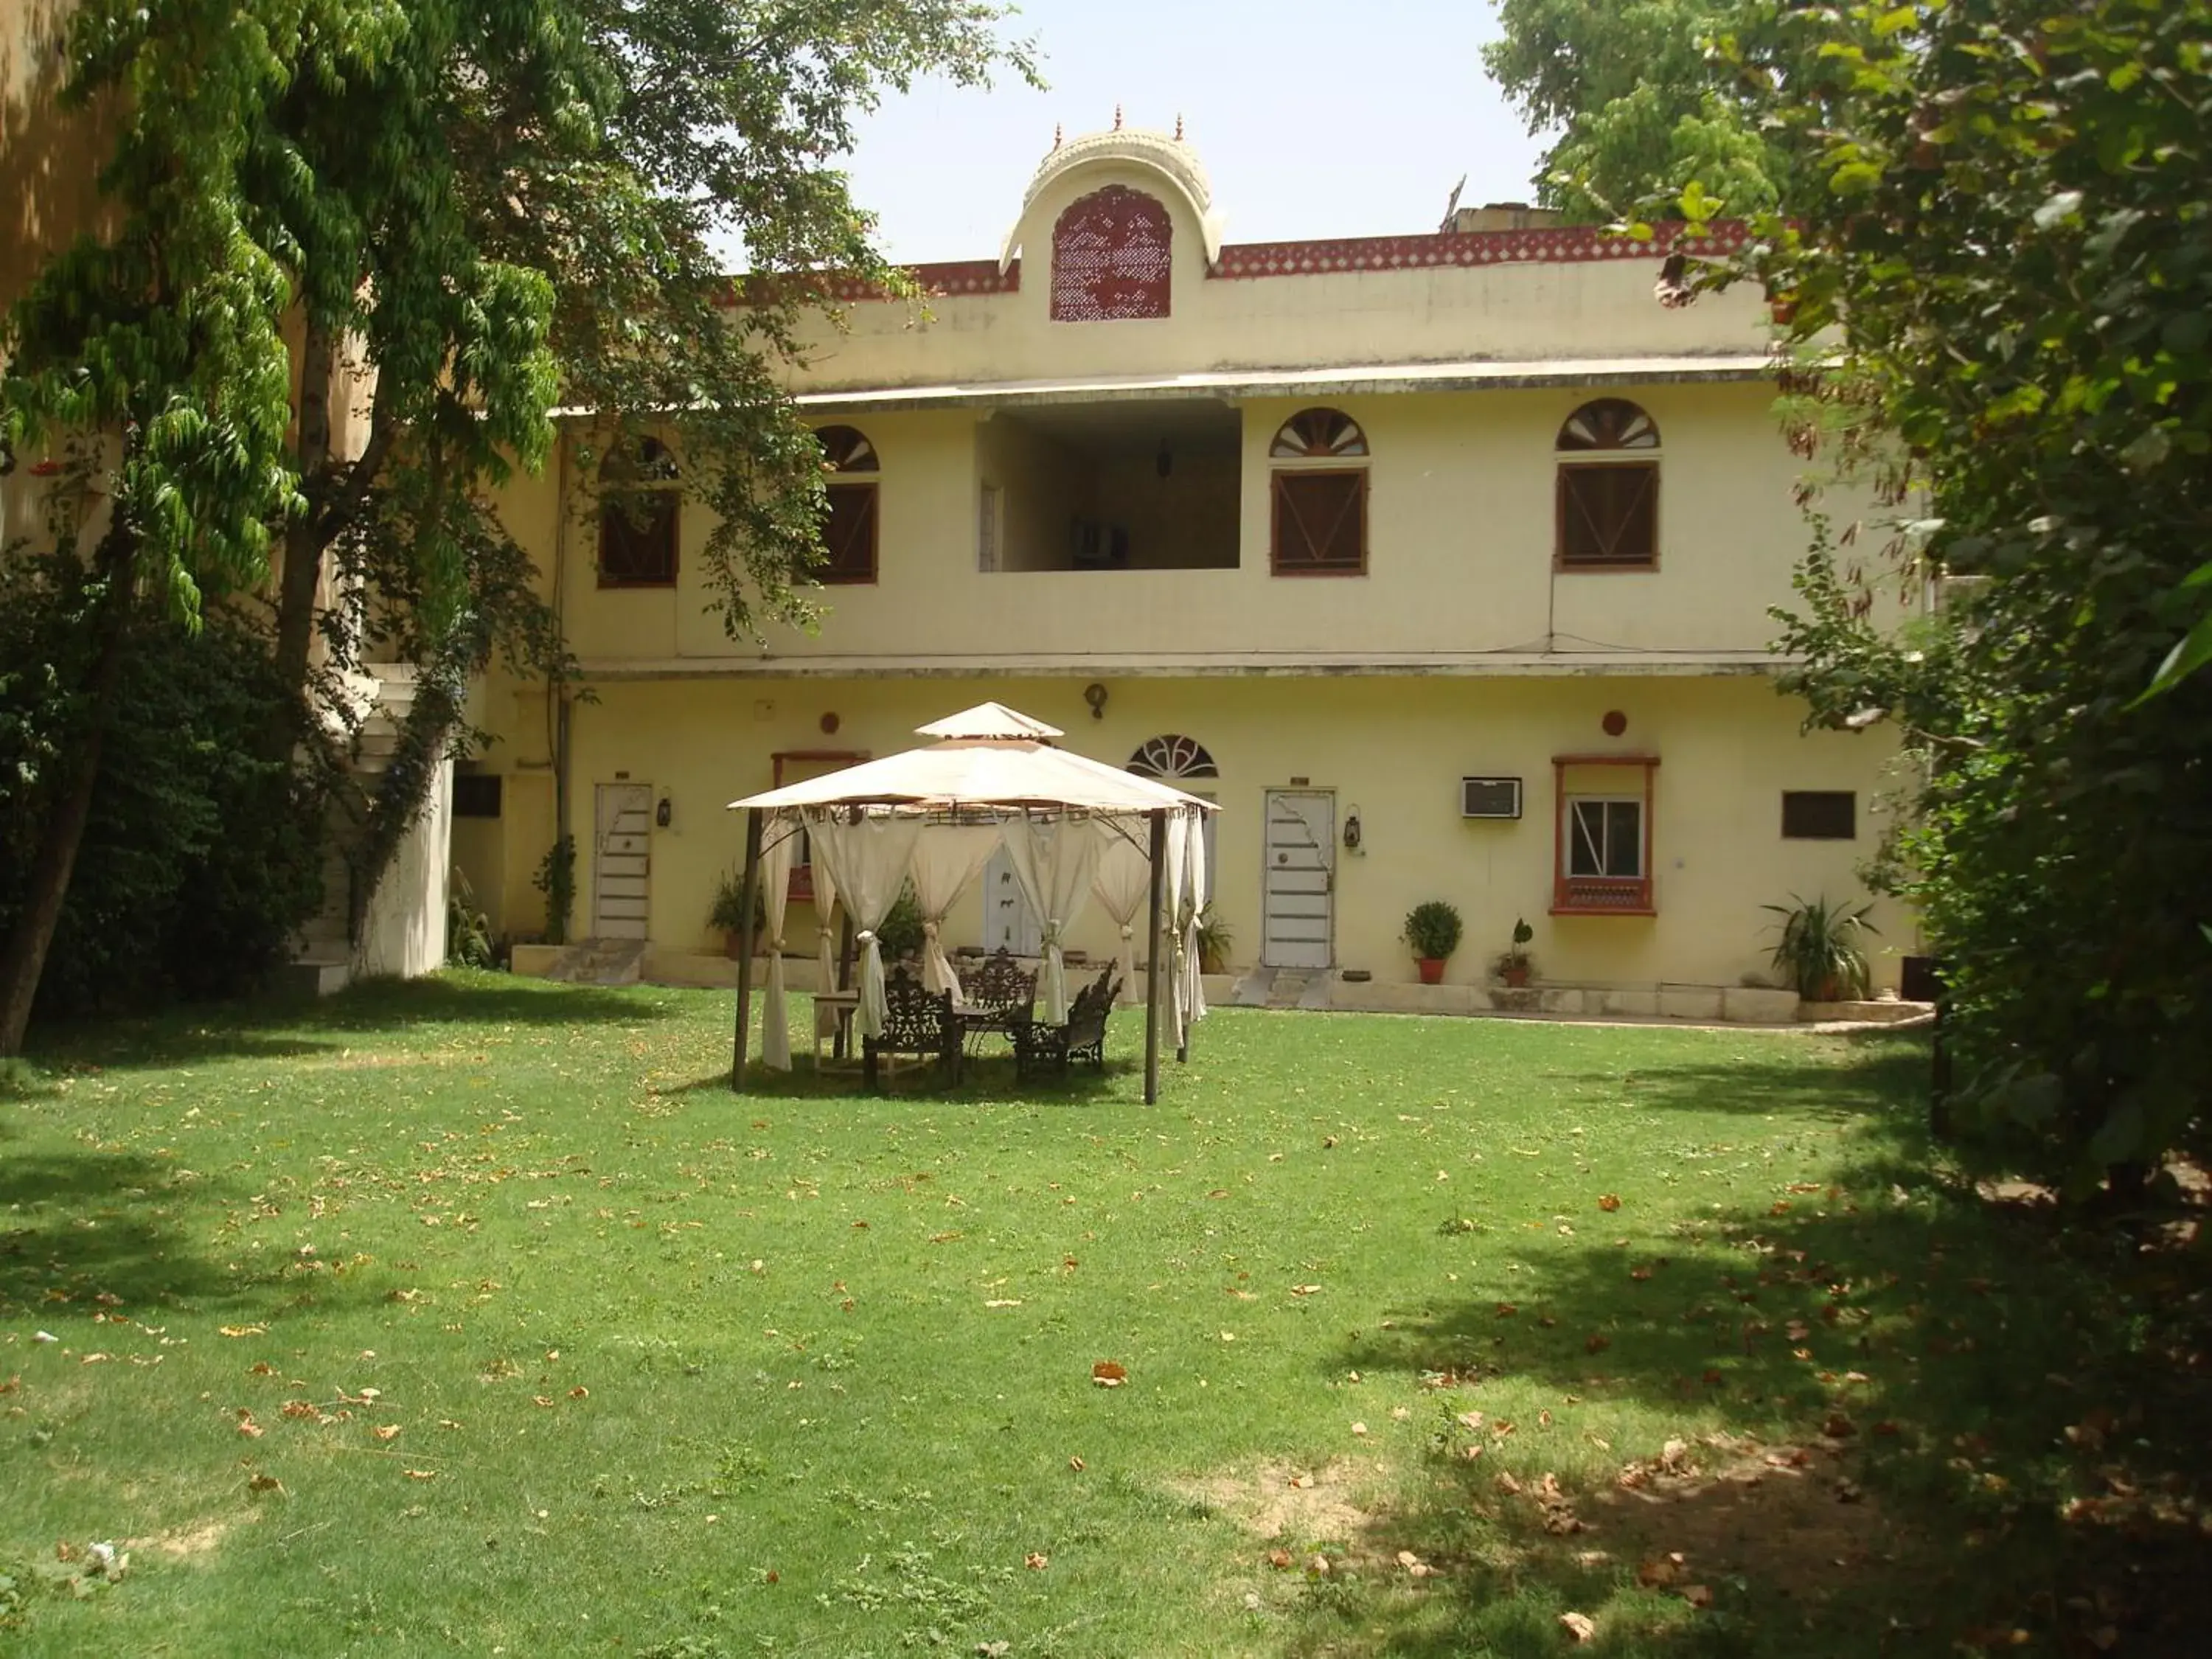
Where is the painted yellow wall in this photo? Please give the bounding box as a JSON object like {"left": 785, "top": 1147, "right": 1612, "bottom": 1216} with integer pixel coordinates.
{"left": 500, "top": 379, "right": 1894, "bottom": 675}
{"left": 791, "top": 161, "right": 1772, "bottom": 391}
{"left": 459, "top": 671, "right": 1910, "bottom": 991}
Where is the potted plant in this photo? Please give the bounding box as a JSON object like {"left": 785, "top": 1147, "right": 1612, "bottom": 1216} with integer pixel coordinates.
{"left": 1493, "top": 917, "right": 1535, "bottom": 988}
{"left": 708, "top": 868, "right": 764, "bottom": 959}
{"left": 1193, "top": 902, "right": 1234, "bottom": 975}
{"left": 1402, "top": 900, "right": 1463, "bottom": 985}
{"left": 1761, "top": 894, "right": 1879, "bottom": 1001}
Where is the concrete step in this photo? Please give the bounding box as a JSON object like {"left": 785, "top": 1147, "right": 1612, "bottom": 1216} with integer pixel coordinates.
{"left": 544, "top": 939, "right": 647, "bottom": 987}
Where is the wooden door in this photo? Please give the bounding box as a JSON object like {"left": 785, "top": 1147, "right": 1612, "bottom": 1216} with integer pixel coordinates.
{"left": 592, "top": 783, "right": 652, "bottom": 941}
{"left": 1262, "top": 790, "right": 1333, "bottom": 969}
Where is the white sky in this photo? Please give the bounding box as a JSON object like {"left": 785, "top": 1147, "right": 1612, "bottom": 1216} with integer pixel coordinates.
{"left": 839, "top": 0, "right": 1550, "bottom": 263}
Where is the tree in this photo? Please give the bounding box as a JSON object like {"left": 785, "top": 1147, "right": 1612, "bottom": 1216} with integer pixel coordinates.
{"left": 1, "top": 0, "right": 1033, "bottom": 1050}
{"left": 1641, "top": 1, "right": 2209, "bottom": 1192}
{"left": 0, "top": 0, "right": 306, "bottom": 1054}
{"left": 1484, "top": 0, "right": 1794, "bottom": 220}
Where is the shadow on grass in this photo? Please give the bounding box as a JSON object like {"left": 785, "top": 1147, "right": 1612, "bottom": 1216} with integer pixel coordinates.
{"left": 0, "top": 1147, "right": 357, "bottom": 1321}
{"left": 674, "top": 1049, "right": 1129, "bottom": 1104}
{"left": 1542, "top": 1032, "right": 1933, "bottom": 1125}
{"left": 27, "top": 970, "right": 674, "bottom": 1073}
{"left": 1310, "top": 1034, "right": 2212, "bottom": 1657}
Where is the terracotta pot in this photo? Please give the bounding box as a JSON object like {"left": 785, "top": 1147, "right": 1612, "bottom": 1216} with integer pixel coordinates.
{"left": 1417, "top": 957, "right": 1447, "bottom": 985}
{"left": 724, "top": 931, "right": 744, "bottom": 961}
{"left": 1503, "top": 965, "right": 1531, "bottom": 989}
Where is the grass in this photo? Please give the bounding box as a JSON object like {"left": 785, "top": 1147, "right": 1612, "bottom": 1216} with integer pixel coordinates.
{"left": 2, "top": 974, "right": 2207, "bottom": 1655}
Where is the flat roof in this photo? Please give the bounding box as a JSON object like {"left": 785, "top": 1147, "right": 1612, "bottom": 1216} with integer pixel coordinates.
{"left": 576, "top": 650, "right": 1790, "bottom": 683}
{"left": 789, "top": 355, "right": 1776, "bottom": 415}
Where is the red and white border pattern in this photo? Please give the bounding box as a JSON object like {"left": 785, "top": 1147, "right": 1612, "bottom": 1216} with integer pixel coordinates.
{"left": 1208, "top": 222, "right": 1749, "bottom": 282}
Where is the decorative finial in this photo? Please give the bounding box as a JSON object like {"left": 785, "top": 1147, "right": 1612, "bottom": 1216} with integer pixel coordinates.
{"left": 1113, "top": 103, "right": 1123, "bottom": 131}
{"left": 1052, "top": 122, "right": 1062, "bottom": 150}
{"left": 1175, "top": 113, "right": 1184, "bottom": 141}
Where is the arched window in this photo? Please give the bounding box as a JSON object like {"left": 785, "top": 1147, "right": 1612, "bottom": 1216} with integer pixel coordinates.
{"left": 1269, "top": 408, "right": 1368, "bottom": 577}
{"left": 813, "top": 425, "right": 878, "bottom": 585}
{"left": 597, "top": 437, "right": 679, "bottom": 587}
{"left": 1126, "top": 734, "right": 1219, "bottom": 781}
{"left": 1556, "top": 398, "right": 1660, "bottom": 569}
{"left": 1051, "top": 186, "right": 1172, "bottom": 321}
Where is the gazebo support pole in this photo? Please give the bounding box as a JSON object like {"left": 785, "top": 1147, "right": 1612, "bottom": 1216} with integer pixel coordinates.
{"left": 1144, "top": 808, "right": 1166, "bottom": 1105}
{"left": 730, "top": 809, "right": 764, "bottom": 1091}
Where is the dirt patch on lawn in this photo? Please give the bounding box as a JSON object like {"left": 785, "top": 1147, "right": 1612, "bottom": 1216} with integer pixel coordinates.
{"left": 1576, "top": 1432, "right": 1905, "bottom": 1601}
{"left": 127, "top": 1514, "right": 251, "bottom": 1560}
{"left": 1175, "top": 1458, "right": 1386, "bottom": 1545}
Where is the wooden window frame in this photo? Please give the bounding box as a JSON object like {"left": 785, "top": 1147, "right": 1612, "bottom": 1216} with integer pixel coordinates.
{"left": 817, "top": 479, "right": 879, "bottom": 585}
{"left": 596, "top": 439, "right": 681, "bottom": 589}
{"left": 1781, "top": 790, "right": 1857, "bottom": 841}
{"left": 1554, "top": 459, "right": 1660, "bottom": 572}
{"left": 1270, "top": 466, "right": 1369, "bottom": 577}
{"left": 1551, "top": 754, "right": 1658, "bottom": 916}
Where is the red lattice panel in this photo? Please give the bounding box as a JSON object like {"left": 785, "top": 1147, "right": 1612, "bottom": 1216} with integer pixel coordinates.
{"left": 1209, "top": 221, "right": 1750, "bottom": 281}
{"left": 1051, "top": 186, "right": 1172, "bottom": 321}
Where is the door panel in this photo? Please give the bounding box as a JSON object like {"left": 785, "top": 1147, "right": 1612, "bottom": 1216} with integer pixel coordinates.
{"left": 1262, "top": 790, "right": 1334, "bottom": 968}
{"left": 593, "top": 783, "right": 653, "bottom": 941}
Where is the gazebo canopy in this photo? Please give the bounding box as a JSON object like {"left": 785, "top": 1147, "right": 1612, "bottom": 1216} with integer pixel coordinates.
{"left": 726, "top": 703, "right": 1217, "bottom": 818}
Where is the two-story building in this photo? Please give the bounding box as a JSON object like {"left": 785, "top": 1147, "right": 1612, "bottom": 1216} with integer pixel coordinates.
{"left": 464, "top": 125, "right": 1910, "bottom": 1011}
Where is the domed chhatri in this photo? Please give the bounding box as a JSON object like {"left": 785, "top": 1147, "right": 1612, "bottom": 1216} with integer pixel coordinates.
{"left": 999, "top": 123, "right": 1224, "bottom": 271}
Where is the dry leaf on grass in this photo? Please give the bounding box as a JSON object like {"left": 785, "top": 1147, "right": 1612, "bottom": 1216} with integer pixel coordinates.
{"left": 1560, "top": 1611, "right": 1597, "bottom": 1642}
{"left": 1682, "top": 1584, "right": 1714, "bottom": 1608}
{"left": 1068, "top": 1455, "right": 1085, "bottom": 1472}
{"left": 1267, "top": 1548, "right": 1293, "bottom": 1569}
{"left": 403, "top": 1469, "right": 437, "bottom": 1481}
{"left": 218, "top": 1326, "right": 266, "bottom": 1338}
{"left": 1597, "top": 1194, "right": 1622, "bottom": 1211}
{"left": 1091, "top": 1360, "right": 1127, "bottom": 1388}
{"left": 1023, "top": 1551, "right": 1048, "bottom": 1571}
{"left": 373, "top": 1425, "right": 400, "bottom": 1441}
{"left": 246, "top": 1474, "right": 285, "bottom": 1496}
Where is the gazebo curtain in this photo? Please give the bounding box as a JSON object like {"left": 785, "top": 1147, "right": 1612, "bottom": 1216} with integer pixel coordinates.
{"left": 1091, "top": 824, "right": 1150, "bottom": 1008}
{"left": 757, "top": 827, "right": 796, "bottom": 1071}
{"left": 1180, "top": 813, "right": 1208, "bottom": 1031}
{"left": 1000, "top": 810, "right": 1099, "bottom": 1023}
{"left": 805, "top": 810, "right": 922, "bottom": 1040}
{"left": 1157, "top": 813, "right": 1190, "bottom": 1050}
{"left": 908, "top": 824, "right": 1001, "bottom": 1001}
{"left": 811, "top": 850, "right": 841, "bottom": 999}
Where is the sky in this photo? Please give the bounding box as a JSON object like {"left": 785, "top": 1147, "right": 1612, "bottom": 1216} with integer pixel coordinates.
{"left": 838, "top": 0, "right": 1552, "bottom": 264}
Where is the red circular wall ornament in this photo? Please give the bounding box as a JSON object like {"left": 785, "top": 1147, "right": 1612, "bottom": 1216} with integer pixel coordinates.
{"left": 819, "top": 712, "right": 841, "bottom": 735}
{"left": 1601, "top": 709, "right": 1629, "bottom": 737}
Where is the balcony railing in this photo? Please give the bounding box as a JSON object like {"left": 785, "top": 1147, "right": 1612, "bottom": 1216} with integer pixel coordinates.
{"left": 1551, "top": 874, "right": 1655, "bottom": 917}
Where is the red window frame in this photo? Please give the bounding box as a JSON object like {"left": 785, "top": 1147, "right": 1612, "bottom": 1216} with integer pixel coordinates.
{"left": 1551, "top": 754, "right": 1659, "bottom": 916}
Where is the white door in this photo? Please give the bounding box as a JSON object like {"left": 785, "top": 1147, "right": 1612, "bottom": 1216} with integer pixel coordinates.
{"left": 593, "top": 783, "right": 653, "bottom": 941}
{"left": 1262, "top": 790, "right": 1333, "bottom": 969}
{"left": 980, "top": 846, "right": 1041, "bottom": 956}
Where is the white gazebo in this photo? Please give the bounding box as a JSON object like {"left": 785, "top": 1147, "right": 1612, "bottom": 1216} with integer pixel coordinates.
{"left": 724, "top": 703, "right": 1218, "bottom": 1103}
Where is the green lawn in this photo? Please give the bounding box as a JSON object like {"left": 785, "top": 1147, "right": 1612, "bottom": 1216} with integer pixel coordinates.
{"left": 3, "top": 977, "right": 2204, "bottom": 1655}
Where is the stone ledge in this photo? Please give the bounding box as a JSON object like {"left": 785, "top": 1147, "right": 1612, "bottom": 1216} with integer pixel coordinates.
{"left": 1798, "top": 998, "right": 1933, "bottom": 1025}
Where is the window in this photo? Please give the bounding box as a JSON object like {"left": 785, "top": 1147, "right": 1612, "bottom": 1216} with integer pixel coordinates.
{"left": 1127, "top": 734, "right": 1219, "bottom": 903}
{"left": 1270, "top": 408, "right": 1368, "bottom": 576}
{"left": 1556, "top": 398, "right": 1659, "bottom": 570}
{"left": 1551, "top": 754, "right": 1658, "bottom": 914}
{"left": 453, "top": 774, "right": 502, "bottom": 818}
{"left": 813, "top": 425, "right": 877, "bottom": 585}
{"left": 1051, "top": 186, "right": 1172, "bottom": 321}
{"left": 1781, "top": 790, "right": 1857, "bottom": 840}
{"left": 597, "top": 437, "right": 679, "bottom": 586}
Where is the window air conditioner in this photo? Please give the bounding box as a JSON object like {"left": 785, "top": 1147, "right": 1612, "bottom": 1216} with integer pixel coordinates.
{"left": 1461, "top": 776, "right": 1523, "bottom": 819}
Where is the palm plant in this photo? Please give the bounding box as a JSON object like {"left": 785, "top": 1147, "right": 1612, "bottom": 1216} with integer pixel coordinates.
{"left": 1761, "top": 894, "right": 1879, "bottom": 1000}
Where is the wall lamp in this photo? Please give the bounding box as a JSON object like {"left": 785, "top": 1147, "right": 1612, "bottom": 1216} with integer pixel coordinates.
{"left": 1342, "top": 804, "right": 1363, "bottom": 854}
{"left": 1082, "top": 682, "right": 1108, "bottom": 720}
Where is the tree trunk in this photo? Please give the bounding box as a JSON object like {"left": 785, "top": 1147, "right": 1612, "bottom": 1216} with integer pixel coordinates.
{"left": 0, "top": 535, "right": 139, "bottom": 1055}
{"left": 272, "top": 317, "right": 338, "bottom": 727}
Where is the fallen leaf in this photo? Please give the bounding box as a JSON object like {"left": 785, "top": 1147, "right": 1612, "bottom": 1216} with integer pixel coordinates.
{"left": 1091, "top": 1360, "right": 1127, "bottom": 1388}
{"left": 1682, "top": 1585, "right": 1714, "bottom": 1609}
{"left": 568, "top": 1386, "right": 588, "bottom": 1399}
{"left": 373, "top": 1425, "right": 400, "bottom": 1441}
{"left": 1395, "top": 1549, "right": 1422, "bottom": 1568}
{"left": 248, "top": 1362, "right": 276, "bottom": 1377}
{"left": 404, "top": 1470, "right": 437, "bottom": 1481}
{"left": 246, "top": 1474, "right": 285, "bottom": 1496}
{"left": 1559, "top": 1611, "right": 1597, "bottom": 1643}
{"left": 1597, "top": 1194, "right": 1622, "bottom": 1212}
{"left": 280, "top": 1400, "right": 319, "bottom": 1419}
{"left": 1823, "top": 1413, "right": 1857, "bottom": 1439}
{"left": 983, "top": 1298, "right": 1022, "bottom": 1309}
{"left": 1290, "top": 1284, "right": 1321, "bottom": 1296}
{"left": 1586, "top": 1334, "right": 1611, "bottom": 1354}
{"left": 1288, "top": 1473, "right": 1315, "bottom": 1490}
{"left": 1637, "top": 1557, "right": 1680, "bottom": 1587}
{"left": 1068, "top": 1455, "right": 1085, "bottom": 1472}
{"left": 1455, "top": 1411, "right": 1484, "bottom": 1430}
{"left": 532, "top": 1396, "right": 555, "bottom": 1408}
{"left": 1023, "top": 1551, "right": 1048, "bottom": 1571}
{"left": 218, "top": 1326, "right": 266, "bottom": 1338}
{"left": 1267, "top": 1548, "right": 1292, "bottom": 1569}
{"left": 1350, "top": 1422, "right": 1368, "bottom": 1436}
{"left": 1495, "top": 1302, "right": 1519, "bottom": 1318}
{"left": 1495, "top": 1472, "right": 1523, "bottom": 1495}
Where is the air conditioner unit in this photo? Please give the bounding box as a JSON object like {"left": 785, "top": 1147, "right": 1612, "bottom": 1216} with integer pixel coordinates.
{"left": 1461, "top": 776, "right": 1523, "bottom": 819}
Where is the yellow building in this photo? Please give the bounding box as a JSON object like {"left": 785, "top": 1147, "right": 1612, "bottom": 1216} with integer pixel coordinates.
{"left": 456, "top": 127, "right": 1913, "bottom": 1015}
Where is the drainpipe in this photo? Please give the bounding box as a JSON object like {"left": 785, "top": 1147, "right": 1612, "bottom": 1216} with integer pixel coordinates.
{"left": 552, "top": 428, "right": 573, "bottom": 925}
